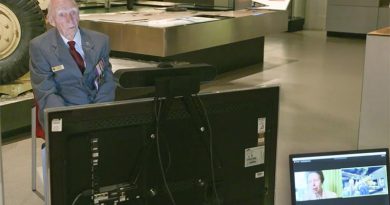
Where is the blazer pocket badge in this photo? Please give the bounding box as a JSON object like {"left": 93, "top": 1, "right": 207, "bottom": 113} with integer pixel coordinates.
{"left": 51, "top": 65, "right": 64, "bottom": 72}
{"left": 94, "top": 59, "right": 105, "bottom": 90}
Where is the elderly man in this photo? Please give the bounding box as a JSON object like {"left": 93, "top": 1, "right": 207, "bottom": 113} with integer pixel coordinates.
{"left": 29, "top": 0, "right": 116, "bottom": 126}
{"left": 30, "top": 0, "right": 116, "bottom": 200}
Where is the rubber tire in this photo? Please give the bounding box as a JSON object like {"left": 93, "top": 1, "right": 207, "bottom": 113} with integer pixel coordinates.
{"left": 0, "top": 0, "right": 45, "bottom": 84}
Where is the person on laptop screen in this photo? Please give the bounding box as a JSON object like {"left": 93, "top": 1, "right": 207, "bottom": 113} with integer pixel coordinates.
{"left": 343, "top": 178, "right": 359, "bottom": 197}
{"left": 303, "top": 171, "right": 337, "bottom": 200}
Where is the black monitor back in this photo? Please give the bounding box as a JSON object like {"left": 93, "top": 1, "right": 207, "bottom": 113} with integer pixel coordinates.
{"left": 45, "top": 86, "right": 279, "bottom": 205}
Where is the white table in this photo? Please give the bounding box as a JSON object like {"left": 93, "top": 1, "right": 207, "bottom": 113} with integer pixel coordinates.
{"left": 358, "top": 27, "right": 390, "bottom": 149}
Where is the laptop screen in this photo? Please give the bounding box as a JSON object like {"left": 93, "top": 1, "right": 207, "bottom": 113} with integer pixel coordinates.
{"left": 289, "top": 149, "right": 390, "bottom": 205}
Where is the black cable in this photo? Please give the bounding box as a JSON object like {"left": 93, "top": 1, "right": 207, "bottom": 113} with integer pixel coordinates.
{"left": 154, "top": 97, "right": 177, "bottom": 205}
{"left": 71, "top": 193, "right": 82, "bottom": 205}
{"left": 131, "top": 162, "right": 143, "bottom": 185}
{"left": 130, "top": 127, "right": 162, "bottom": 186}
{"left": 154, "top": 98, "right": 172, "bottom": 174}
{"left": 163, "top": 135, "right": 172, "bottom": 174}
{"left": 71, "top": 189, "right": 92, "bottom": 205}
{"left": 195, "top": 95, "right": 221, "bottom": 205}
{"left": 131, "top": 142, "right": 152, "bottom": 185}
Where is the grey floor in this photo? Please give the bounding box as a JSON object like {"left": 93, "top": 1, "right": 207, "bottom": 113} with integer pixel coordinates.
{"left": 1, "top": 30, "right": 366, "bottom": 205}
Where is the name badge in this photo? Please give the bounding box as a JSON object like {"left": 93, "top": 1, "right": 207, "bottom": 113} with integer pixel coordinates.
{"left": 51, "top": 65, "right": 64, "bottom": 72}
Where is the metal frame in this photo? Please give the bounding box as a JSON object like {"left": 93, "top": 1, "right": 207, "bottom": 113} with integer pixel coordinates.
{"left": 44, "top": 112, "right": 51, "bottom": 205}
{"left": 0, "top": 110, "right": 5, "bottom": 205}
{"left": 31, "top": 107, "right": 37, "bottom": 192}
{"left": 31, "top": 106, "right": 45, "bottom": 201}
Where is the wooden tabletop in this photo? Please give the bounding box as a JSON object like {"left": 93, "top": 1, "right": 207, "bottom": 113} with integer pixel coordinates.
{"left": 368, "top": 27, "right": 390, "bottom": 36}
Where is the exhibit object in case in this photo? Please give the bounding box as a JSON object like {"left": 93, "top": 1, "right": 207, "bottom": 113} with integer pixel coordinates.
{"left": 290, "top": 149, "right": 390, "bottom": 205}
{"left": 44, "top": 85, "right": 279, "bottom": 205}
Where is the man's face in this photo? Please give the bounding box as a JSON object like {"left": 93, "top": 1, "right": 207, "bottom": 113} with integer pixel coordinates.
{"left": 51, "top": 0, "right": 79, "bottom": 40}
{"left": 308, "top": 173, "right": 322, "bottom": 194}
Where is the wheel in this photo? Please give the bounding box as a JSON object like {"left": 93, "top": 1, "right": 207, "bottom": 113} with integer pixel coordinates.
{"left": 0, "top": 0, "right": 45, "bottom": 84}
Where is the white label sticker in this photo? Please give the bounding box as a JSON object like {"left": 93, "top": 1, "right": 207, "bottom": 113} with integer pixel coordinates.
{"left": 244, "top": 146, "right": 265, "bottom": 167}
{"left": 51, "top": 118, "right": 62, "bottom": 132}
{"left": 258, "top": 118, "right": 266, "bottom": 134}
{"left": 257, "top": 117, "right": 266, "bottom": 146}
{"left": 255, "top": 171, "right": 264, "bottom": 178}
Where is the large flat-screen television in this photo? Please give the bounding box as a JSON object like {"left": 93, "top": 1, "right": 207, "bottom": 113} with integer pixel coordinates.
{"left": 289, "top": 148, "right": 390, "bottom": 205}
{"left": 44, "top": 85, "right": 279, "bottom": 205}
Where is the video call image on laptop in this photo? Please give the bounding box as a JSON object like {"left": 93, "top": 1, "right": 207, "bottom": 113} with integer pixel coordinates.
{"left": 289, "top": 149, "right": 390, "bottom": 205}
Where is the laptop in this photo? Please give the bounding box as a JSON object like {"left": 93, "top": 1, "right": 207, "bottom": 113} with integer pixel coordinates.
{"left": 289, "top": 148, "right": 390, "bottom": 205}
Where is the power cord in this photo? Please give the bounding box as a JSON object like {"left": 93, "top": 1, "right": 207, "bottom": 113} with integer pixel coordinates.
{"left": 71, "top": 193, "right": 82, "bottom": 205}
{"left": 71, "top": 189, "right": 92, "bottom": 205}
{"left": 130, "top": 142, "right": 152, "bottom": 186}
{"left": 154, "top": 97, "right": 177, "bottom": 205}
{"left": 195, "top": 95, "right": 221, "bottom": 205}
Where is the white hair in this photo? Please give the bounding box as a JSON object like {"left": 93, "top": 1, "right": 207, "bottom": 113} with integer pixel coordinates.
{"left": 47, "top": 0, "right": 78, "bottom": 26}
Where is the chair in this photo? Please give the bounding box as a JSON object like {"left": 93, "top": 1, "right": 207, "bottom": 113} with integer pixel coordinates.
{"left": 31, "top": 103, "right": 45, "bottom": 200}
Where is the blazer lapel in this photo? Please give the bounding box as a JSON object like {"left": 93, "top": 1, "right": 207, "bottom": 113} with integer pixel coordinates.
{"left": 48, "top": 29, "right": 62, "bottom": 67}
{"left": 54, "top": 30, "right": 83, "bottom": 77}
{"left": 81, "top": 29, "right": 97, "bottom": 75}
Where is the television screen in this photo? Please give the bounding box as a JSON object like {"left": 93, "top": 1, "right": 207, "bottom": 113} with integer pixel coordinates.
{"left": 289, "top": 149, "right": 390, "bottom": 205}
{"left": 44, "top": 86, "right": 279, "bottom": 205}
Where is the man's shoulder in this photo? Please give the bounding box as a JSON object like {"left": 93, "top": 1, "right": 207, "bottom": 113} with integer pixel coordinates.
{"left": 81, "top": 28, "right": 108, "bottom": 41}
{"left": 30, "top": 28, "right": 57, "bottom": 46}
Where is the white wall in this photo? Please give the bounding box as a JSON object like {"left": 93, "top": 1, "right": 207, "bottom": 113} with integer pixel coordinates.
{"left": 304, "top": 0, "right": 328, "bottom": 30}
{"left": 292, "top": 0, "right": 306, "bottom": 18}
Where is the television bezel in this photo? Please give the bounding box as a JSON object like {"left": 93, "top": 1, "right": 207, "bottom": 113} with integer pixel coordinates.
{"left": 43, "top": 85, "right": 280, "bottom": 205}
{"left": 289, "top": 148, "right": 390, "bottom": 205}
